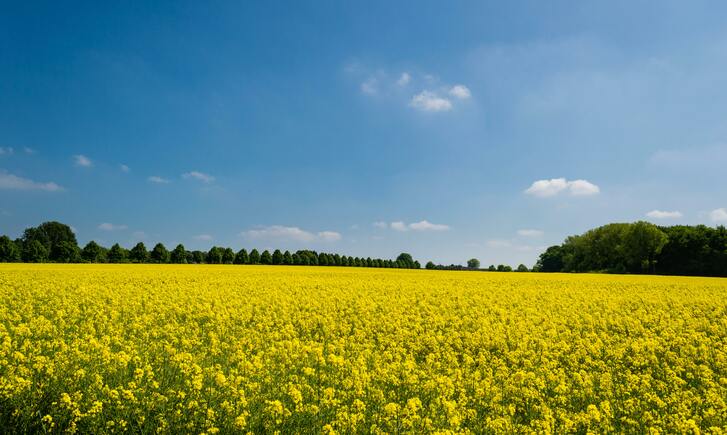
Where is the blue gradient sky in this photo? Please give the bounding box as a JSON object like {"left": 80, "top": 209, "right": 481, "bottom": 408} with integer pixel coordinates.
{"left": 2, "top": 1, "right": 727, "bottom": 266}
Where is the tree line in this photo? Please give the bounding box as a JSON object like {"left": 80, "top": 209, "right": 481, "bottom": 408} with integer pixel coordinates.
{"left": 535, "top": 221, "right": 727, "bottom": 277}
{"left": 424, "top": 259, "right": 529, "bottom": 272}
{"left": 0, "top": 221, "right": 422, "bottom": 269}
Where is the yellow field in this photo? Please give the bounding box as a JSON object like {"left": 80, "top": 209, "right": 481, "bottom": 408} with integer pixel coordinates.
{"left": 0, "top": 265, "right": 725, "bottom": 433}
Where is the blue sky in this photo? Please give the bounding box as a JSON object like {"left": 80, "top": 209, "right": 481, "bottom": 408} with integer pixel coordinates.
{"left": 2, "top": 1, "right": 727, "bottom": 266}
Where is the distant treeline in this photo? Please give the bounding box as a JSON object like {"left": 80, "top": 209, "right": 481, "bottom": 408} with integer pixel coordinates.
{"left": 0, "top": 221, "right": 422, "bottom": 269}
{"left": 535, "top": 221, "right": 727, "bottom": 277}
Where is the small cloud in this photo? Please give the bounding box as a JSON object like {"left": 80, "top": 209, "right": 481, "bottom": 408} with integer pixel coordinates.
{"left": 182, "top": 171, "right": 215, "bottom": 183}
{"left": 409, "top": 91, "right": 453, "bottom": 112}
{"left": 397, "top": 72, "right": 411, "bottom": 86}
{"left": 710, "top": 208, "right": 727, "bottom": 223}
{"left": 148, "top": 176, "right": 170, "bottom": 184}
{"left": 646, "top": 210, "right": 682, "bottom": 219}
{"left": 193, "top": 234, "right": 213, "bottom": 241}
{"left": 73, "top": 154, "right": 93, "bottom": 167}
{"left": 390, "top": 221, "right": 408, "bottom": 232}
{"left": 524, "top": 178, "right": 600, "bottom": 197}
{"left": 317, "top": 231, "right": 342, "bottom": 242}
{"left": 98, "top": 223, "right": 128, "bottom": 231}
{"left": 23, "top": 147, "right": 36, "bottom": 154}
{"left": 408, "top": 220, "right": 450, "bottom": 231}
{"left": 0, "top": 147, "right": 14, "bottom": 155}
{"left": 243, "top": 226, "right": 341, "bottom": 243}
{"left": 517, "top": 229, "right": 544, "bottom": 237}
{"left": 448, "top": 84, "right": 471, "bottom": 99}
{"left": 373, "top": 221, "right": 388, "bottom": 229}
{"left": 361, "top": 77, "right": 378, "bottom": 95}
{"left": 120, "top": 164, "right": 130, "bottom": 173}
{"left": 0, "top": 171, "right": 63, "bottom": 192}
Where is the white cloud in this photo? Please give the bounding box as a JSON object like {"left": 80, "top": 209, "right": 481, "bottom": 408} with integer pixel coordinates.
{"left": 148, "top": 176, "right": 170, "bottom": 184}
{"left": 517, "top": 229, "right": 544, "bottom": 237}
{"left": 390, "top": 221, "right": 408, "bottom": 232}
{"left": 120, "top": 164, "right": 130, "bottom": 173}
{"left": 388, "top": 220, "right": 450, "bottom": 232}
{"left": 98, "top": 223, "right": 128, "bottom": 231}
{"left": 524, "top": 178, "right": 600, "bottom": 197}
{"left": 73, "top": 154, "right": 92, "bottom": 167}
{"left": 193, "top": 234, "right": 213, "bottom": 241}
{"left": 0, "top": 171, "right": 63, "bottom": 192}
{"left": 182, "top": 171, "right": 215, "bottom": 183}
{"left": 408, "top": 220, "right": 450, "bottom": 231}
{"left": 710, "top": 208, "right": 727, "bottom": 223}
{"left": 646, "top": 210, "right": 683, "bottom": 219}
{"left": 317, "top": 231, "right": 342, "bottom": 242}
{"left": 132, "top": 231, "right": 147, "bottom": 240}
{"left": 242, "top": 225, "right": 342, "bottom": 243}
{"left": 397, "top": 72, "right": 411, "bottom": 86}
{"left": 24, "top": 147, "right": 36, "bottom": 154}
{"left": 373, "top": 221, "right": 388, "bottom": 229}
{"left": 449, "top": 84, "right": 471, "bottom": 99}
{"left": 0, "top": 147, "right": 14, "bottom": 155}
{"left": 361, "top": 77, "right": 378, "bottom": 95}
{"left": 409, "top": 91, "right": 453, "bottom": 112}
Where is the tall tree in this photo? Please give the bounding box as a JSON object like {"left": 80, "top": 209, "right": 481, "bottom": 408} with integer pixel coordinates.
{"left": 0, "top": 236, "right": 21, "bottom": 262}
{"left": 81, "top": 241, "right": 106, "bottom": 263}
{"left": 171, "top": 244, "right": 187, "bottom": 264}
{"left": 150, "top": 243, "right": 170, "bottom": 263}
{"left": 272, "top": 249, "right": 283, "bottom": 265}
{"left": 222, "top": 248, "right": 235, "bottom": 264}
{"left": 22, "top": 221, "right": 77, "bottom": 261}
{"left": 129, "top": 242, "right": 149, "bottom": 263}
{"left": 234, "top": 249, "right": 249, "bottom": 265}
{"left": 107, "top": 243, "right": 127, "bottom": 263}
{"left": 260, "top": 250, "right": 272, "bottom": 265}
{"left": 249, "top": 249, "right": 260, "bottom": 264}
{"left": 467, "top": 258, "right": 480, "bottom": 269}
{"left": 53, "top": 241, "right": 81, "bottom": 263}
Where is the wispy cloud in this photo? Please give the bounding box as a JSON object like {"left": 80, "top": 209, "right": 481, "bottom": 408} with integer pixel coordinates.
{"left": 182, "top": 171, "right": 215, "bottom": 183}
{"left": 120, "top": 164, "right": 130, "bottom": 173}
{"left": 241, "top": 225, "right": 342, "bottom": 242}
{"left": 0, "top": 171, "right": 63, "bottom": 192}
{"left": 23, "top": 147, "right": 36, "bottom": 155}
{"left": 98, "top": 223, "right": 128, "bottom": 231}
{"left": 73, "top": 154, "right": 92, "bottom": 167}
{"left": 193, "top": 234, "right": 213, "bottom": 241}
{"left": 372, "top": 221, "right": 388, "bottom": 229}
{"left": 517, "top": 229, "right": 544, "bottom": 237}
{"left": 388, "top": 220, "right": 450, "bottom": 232}
{"left": 148, "top": 176, "right": 170, "bottom": 184}
{"left": 710, "top": 208, "right": 727, "bottom": 223}
{"left": 396, "top": 72, "right": 411, "bottom": 86}
{"left": 646, "top": 210, "right": 682, "bottom": 219}
{"left": 0, "top": 147, "right": 13, "bottom": 155}
{"left": 525, "top": 178, "right": 600, "bottom": 197}
{"left": 360, "top": 77, "right": 379, "bottom": 95}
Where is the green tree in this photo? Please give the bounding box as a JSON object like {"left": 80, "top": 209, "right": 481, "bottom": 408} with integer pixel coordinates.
{"left": 192, "top": 251, "right": 205, "bottom": 264}
{"left": 22, "top": 240, "right": 49, "bottom": 262}
{"left": 129, "top": 242, "right": 149, "bottom": 263}
{"left": 0, "top": 236, "right": 21, "bottom": 262}
{"left": 53, "top": 241, "right": 81, "bottom": 263}
{"left": 151, "top": 243, "right": 170, "bottom": 263}
{"left": 222, "top": 248, "right": 235, "bottom": 264}
{"left": 396, "top": 253, "right": 414, "bottom": 268}
{"left": 467, "top": 258, "right": 480, "bottom": 269}
{"left": 425, "top": 261, "right": 435, "bottom": 270}
{"left": 535, "top": 245, "right": 565, "bottom": 272}
{"left": 283, "top": 250, "right": 293, "bottom": 265}
{"left": 488, "top": 265, "right": 496, "bottom": 271}
{"left": 516, "top": 264, "right": 529, "bottom": 272}
{"left": 81, "top": 241, "right": 106, "bottom": 263}
{"left": 171, "top": 244, "right": 187, "bottom": 264}
{"left": 22, "top": 221, "right": 77, "bottom": 262}
{"left": 207, "top": 247, "right": 223, "bottom": 264}
{"left": 107, "top": 243, "right": 127, "bottom": 263}
{"left": 260, "top": 250, "right": 272, "bottom": 265}
{"left": 235, "top": 249, "right": 249, "bottom": 265}
{"left": 249, "top": 249, "right": 260, "bottom": 264}
{"left": 272, "top": 249, "right": 283, "bottom": 265}
{"left": 623, "top": 221, "right": 668, "bottom": 273}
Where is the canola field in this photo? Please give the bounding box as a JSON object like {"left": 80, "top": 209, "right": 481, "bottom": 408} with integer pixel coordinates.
{"left": 0, "top": 264, "right": 726, "bottom": 434}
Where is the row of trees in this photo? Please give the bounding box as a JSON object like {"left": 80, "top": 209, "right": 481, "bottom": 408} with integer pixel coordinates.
{"left": 535, "top": 222, "right": 727, "bottom": 277}
{"left": 424, "top": 260, "right": 529, "bottom": 272}
{"left": 0, "top": 221, "right": 422, "bottom": 269}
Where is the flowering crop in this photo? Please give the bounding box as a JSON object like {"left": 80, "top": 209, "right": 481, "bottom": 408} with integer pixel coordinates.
{"left": 1, "top": 264, "right": 726, "bottom": 433}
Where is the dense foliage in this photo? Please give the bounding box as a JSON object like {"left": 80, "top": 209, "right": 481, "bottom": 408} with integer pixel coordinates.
{"left": 535, "top": 222, "right": 727, "bottom": 277}
{"left": 0, "top": 221, "right": 421, "bottom": 269}
{"left": 1, "top": 265, "right": 725, "bottom": 433}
